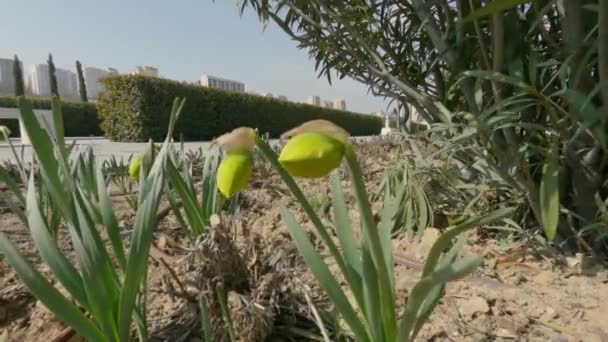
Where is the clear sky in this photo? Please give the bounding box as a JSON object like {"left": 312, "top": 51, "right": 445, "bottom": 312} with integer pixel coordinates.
{"left": 2, "top": 0, "right": 389, "bottom": 113}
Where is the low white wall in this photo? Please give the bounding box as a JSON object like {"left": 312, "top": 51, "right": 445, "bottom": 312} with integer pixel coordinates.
{"left": 0, "top": 107, "right": 54, "bottom": 145}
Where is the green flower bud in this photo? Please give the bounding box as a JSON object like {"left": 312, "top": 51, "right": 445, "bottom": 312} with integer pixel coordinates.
{"left": 129, "top": 154, "right": 145, "bottom": 181}
{"left": 278, "top": 132, "right": 345, "bottom": 178}
{"left": 217, "top": 149, "right": 253, "bottom": 198}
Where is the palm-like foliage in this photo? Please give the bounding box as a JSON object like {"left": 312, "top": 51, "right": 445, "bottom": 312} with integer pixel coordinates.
{"left": 241, "top": 0, "right": 608, "bottom": 252}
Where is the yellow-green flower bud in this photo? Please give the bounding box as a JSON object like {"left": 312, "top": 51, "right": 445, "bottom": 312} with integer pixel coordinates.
{"left": 278, "top": 132, "right": 345, "bottom": 178}
{"left": 217, "top": 150, "right": 253, "bottom": 198}
{"left": 129, "top": 154, "right": 145, "bottom": 181}
{"left": 0, "top": 125, "right": 10, "bottom": 141}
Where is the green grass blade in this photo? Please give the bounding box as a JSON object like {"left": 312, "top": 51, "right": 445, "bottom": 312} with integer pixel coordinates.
{"left": 281, "top": 207, "right": 370, "bottom": 342}
{"left": 25, "top": 174, "right": 88, "bottom": 308}
{"left": 0, "top": 233, "right": 105, "bottom": 342}
{"left": 540, "top": 145, "right": 559, "bottom": 241}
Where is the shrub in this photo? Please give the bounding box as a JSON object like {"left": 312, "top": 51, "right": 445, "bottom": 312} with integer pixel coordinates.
{"left": 97, "top": 75, "right": 382, "bottom": 142}
{"left": 0, "top": 97, "right": 101, "bottom": 137}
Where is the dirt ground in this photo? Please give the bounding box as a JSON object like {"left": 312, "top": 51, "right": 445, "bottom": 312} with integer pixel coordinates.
{"left": 0, "top": 140, "right": 607, "bottom": 341}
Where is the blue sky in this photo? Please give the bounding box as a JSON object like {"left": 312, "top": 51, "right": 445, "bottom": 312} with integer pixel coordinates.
{"left": 2, "top": 0, "right": 389, "bottom": 113}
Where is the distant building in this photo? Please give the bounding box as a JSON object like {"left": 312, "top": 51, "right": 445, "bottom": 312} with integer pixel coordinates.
{"left": 29, "top": 64, "right": 51, "bottom": 96}
{"left": 0, "top": 58, "right": 22, "bottom": 95}
{"left": 264, "top": 92, "right": 274, "bottom": 98}
{"left": 334, "top": 98, "right": 346, "bottom": 110}
{"left": 322, "top": 100, "right": 334, "bottom": 109}
{"left": 84, "top": 67, "right": 117, "bottom": 99}
{"left": 200, "top": 74, "right": 245, "bottom": 92}
{"left": 307, "top": 95, "right": 321, "bottom": 106}
{"left": 29, "top": 64, "right": 78, "bottom": 97}
{"left": 131, "top": 66, "right": 159, "bottom": 77}
{"left": 278, "top": 95, "right": 288, "bottom": 101}
{"left": 55, "top": 68, "right": 78, "bottom": 98}
{"left": 372, "top": 111, "right": 385, "bottom": 118}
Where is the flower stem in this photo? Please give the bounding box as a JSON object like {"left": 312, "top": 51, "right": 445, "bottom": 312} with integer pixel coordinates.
{"left": 254, "top": 136, "right": 364, "bottom": 307}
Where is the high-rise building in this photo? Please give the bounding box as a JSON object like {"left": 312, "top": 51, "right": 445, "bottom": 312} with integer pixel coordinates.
{"left": 131, "top": 66, "right": 159, "bottom": 77}
{"left": 334, "top": 98, "right": 346, "bottom": 111}
{"left": 307, "top": 95, "right": 321, "bottom": 106}
{"left": 200, "top": 74, "right": 245, "bottom": 92}
{"left": 55, "top": 68, "right": 78, "bottom": 98}
{"left": 264, "top": 92, "right": 274, "bottom": 98}
{"left": 84, "top": 67, "right": 117, "bottom": 99}
{"left": 0, "top": 58, "right": 23, "bottom": 95}
{"left": 323, "top": 100, "right": 334, "bottom": 109}
{"left": 29, "top": 64, "right": 78, "bottom": 97}
{"left": 29, "top": 64, "right": 51, "bottom": 96}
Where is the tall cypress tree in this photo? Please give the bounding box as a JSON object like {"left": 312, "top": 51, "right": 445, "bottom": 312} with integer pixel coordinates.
{"left": 13, "top": 55, "right": 24, "bottom": 96}
{"left": 47, "top": 53, "right": 59, "bottom": 98}
{"left": 76, "top": 60, "right": 87, "bottom": 102}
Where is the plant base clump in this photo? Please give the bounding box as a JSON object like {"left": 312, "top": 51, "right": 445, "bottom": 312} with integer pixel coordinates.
{"left": 179, "top": 215, "right": 324, "bottom": 341}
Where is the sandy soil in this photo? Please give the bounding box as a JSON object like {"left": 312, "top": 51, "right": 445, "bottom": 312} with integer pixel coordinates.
{"left": 0, "top": 140, "right": 607, "bottom": 341}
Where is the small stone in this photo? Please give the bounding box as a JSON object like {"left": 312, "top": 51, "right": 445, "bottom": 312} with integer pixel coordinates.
{"left": 459, "top": 296, "right": 490, "bottom": 318}
{"left": 541, "top": 307, "right": 559, "bottom": 321}
{"left": 549, "top": 334, "right": 569, "bottom": 342}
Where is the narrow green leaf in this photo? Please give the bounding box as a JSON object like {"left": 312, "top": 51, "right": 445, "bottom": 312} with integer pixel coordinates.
{"left": 96, "top": 165, "right": 127, "bottom": 270}
{"left": 72, "top": 191, "right": 120, "bottom": 340}
{"left": 281, "top": 207, "right": 370, "bottom": 342}
{"left": 463, "top": 0, "right": 532, "bottom": 22}
{"left": 0, "top": 166, "right": 25, "bottom": 205}
{"left": 17, "top": 97, "right": 68, "bottom": 215}
{"left": 399, "top": 256, "right": 482, "bottom": 340}
{"left": 0, "top": 233, "right": 105, "bottom": 342}
{"left": 540, "top": 145, "right": 559, "bottom": 240}
{"left": 167, "top": 159, "right": 206, "bottom": 235}
{"left": 199, "top": 296, "right": 213, "bottom": 342}
{"left": 361, "top": 245, "right": 382, "bottom": 342}
{"left": 216, "top": 283, "right": 237, "bottom": 342}
{"left": 118, "top": 175, "right": 164, "bottom": 341}
{"left": 345, "top": 154, "right": 396, "bottom": 339}
{"left": 422, "top": 207, "right": 514, "bottom": 277}
{"left": 329, "top": 172, "right": 361, "bottom": 275}
{"left": 25, "top": 174, "right": 88, "bottom": 308}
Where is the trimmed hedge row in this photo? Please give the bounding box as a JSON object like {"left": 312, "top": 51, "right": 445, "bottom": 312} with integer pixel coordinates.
{"left": 98, "top": 75, "right": 382, "bottom": 142}
{"left": 0, "top": 97, "right": 101, "bottom": 137}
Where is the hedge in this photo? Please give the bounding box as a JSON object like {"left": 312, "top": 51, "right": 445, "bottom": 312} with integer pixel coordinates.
{"left": 97, "top": 75, "right": 382, "bottom": 142}
{"left": 0, "top": 97, "right": 101, "bottom": 137}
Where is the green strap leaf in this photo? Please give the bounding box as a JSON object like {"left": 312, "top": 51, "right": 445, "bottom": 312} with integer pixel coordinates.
{"left": 0, "top": 233, "right": 105, "bottom": 342}
{"left": 25, "top": 174, "right": 88, "bottom": 308}
{"left": 540, "top": 145, "right": 559, "bottom": 241}
{"left": 281, "top": 207, "right": 371, "bottom": 342}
